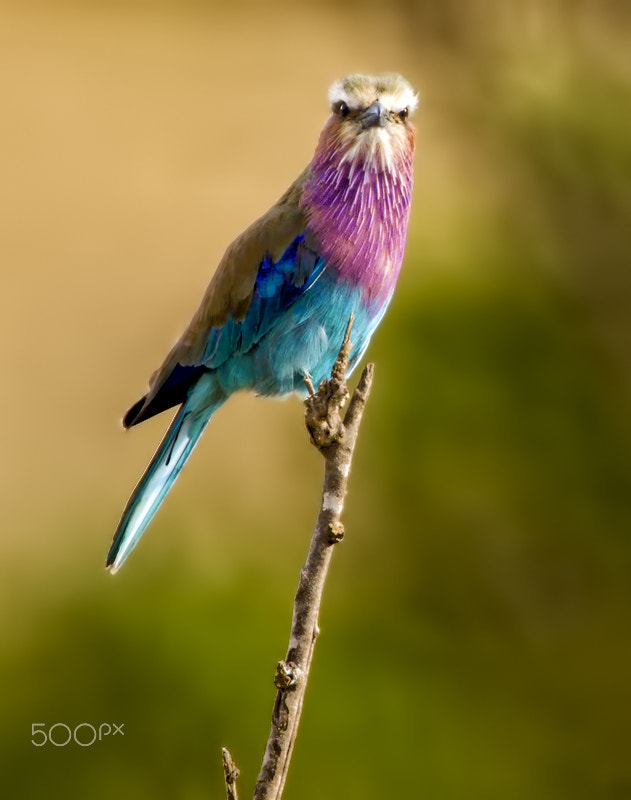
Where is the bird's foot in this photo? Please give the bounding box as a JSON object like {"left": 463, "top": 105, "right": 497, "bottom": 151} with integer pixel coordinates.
{"left": 304, "top": 315, "right": 354, "bottom": 450}
{"left": 302, "top": 371, "right": 316, "bottom": 397}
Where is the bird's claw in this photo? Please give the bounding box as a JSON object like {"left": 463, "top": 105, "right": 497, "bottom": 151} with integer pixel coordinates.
{"left": 302, "top": 371, "right": 316, "bottom": 397}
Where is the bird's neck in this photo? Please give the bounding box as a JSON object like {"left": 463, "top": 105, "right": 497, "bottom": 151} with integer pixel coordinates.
{"left": 301, "top": 127, "right": 414, "bottom": 307}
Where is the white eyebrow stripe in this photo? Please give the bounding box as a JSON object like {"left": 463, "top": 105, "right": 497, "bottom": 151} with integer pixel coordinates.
{"left": 378, "top": 89, "right": 419, "bottom": 114}
{"left": 328, "top": 85, "right": 356, "bottom": 108}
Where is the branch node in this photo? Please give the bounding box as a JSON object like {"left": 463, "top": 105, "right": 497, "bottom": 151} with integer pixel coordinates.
{"left": 274, "top": 660, "right": 300, "bottom": 691}
{"left": 327, "top": 521, "right": 345, "bottom": 543}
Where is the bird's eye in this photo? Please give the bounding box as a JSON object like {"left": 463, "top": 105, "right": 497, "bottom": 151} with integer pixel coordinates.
{"left": 334, "top": 101, "right": 350, "bottom": 118}
{"left": 399, "top": 107, "right": 409, "bottom": 121}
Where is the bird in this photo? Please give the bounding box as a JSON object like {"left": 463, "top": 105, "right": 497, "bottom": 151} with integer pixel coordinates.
{"left": 107, "top": 73, "right": 418, "bottom": 573}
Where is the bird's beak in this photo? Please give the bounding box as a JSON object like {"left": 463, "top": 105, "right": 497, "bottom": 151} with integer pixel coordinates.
{"left": 360, "top": 101, "right": 387, "bottom": 129}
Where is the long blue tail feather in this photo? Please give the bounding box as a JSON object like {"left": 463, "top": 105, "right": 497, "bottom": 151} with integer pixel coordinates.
{"left": 107, "top": 380, "right": 225, "bottom": 573}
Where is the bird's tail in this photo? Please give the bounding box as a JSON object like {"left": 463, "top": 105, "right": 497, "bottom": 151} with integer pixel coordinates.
{"left": 107, "top": 376, "right": 226, "bottom": 573}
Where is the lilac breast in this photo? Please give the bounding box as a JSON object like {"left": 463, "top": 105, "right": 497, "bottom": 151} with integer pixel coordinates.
{"left": 300, "top": 132, "right": 414, "bottom": 309}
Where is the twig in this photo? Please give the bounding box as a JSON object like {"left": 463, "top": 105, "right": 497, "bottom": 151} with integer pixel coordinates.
{"left": 222, "top": 747, "right": 240, "bottom": 800}
{"left": 251, "top": 314, "right": 374, "bottom": 800}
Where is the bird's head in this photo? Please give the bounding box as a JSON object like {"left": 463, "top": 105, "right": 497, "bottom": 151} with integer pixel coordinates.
{"left": 320, "top": 73, "right": 418, "bottom": 172}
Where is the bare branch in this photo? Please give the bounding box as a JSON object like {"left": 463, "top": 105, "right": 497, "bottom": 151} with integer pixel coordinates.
{"left": 252, "top": 315, "right": 374, "bottom": 800}
{"left": 222, "top": 747, "right": 240, "bottom": 800}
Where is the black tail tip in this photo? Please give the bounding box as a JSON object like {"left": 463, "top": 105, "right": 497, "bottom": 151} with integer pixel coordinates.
{"left": 123, "top": 397, "right": 146, "bottom": 429}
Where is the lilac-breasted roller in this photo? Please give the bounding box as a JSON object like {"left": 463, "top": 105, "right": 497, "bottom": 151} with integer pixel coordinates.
{"left": 107, "top": 74, "right": 418, "bottom": 572}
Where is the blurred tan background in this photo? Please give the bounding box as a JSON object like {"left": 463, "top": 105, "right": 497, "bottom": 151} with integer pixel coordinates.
{"left": 1, "top": 1, "right": 630, "bottom": 797}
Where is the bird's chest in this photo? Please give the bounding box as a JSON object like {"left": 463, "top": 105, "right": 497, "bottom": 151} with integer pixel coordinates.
{"left": 303, "top": 167, "right": 409, "bottom": 308}
{"left": 309, "top": 218, "right": 403, "bottom": 311}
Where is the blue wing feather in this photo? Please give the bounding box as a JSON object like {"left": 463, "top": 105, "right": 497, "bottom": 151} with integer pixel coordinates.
{"left": 199, "top": 233, "right": 325, "bottom": 368}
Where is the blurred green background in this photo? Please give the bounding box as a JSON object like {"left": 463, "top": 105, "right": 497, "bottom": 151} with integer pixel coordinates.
{"left": 1, "top": 0, "right": 629, "bottom": 797}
